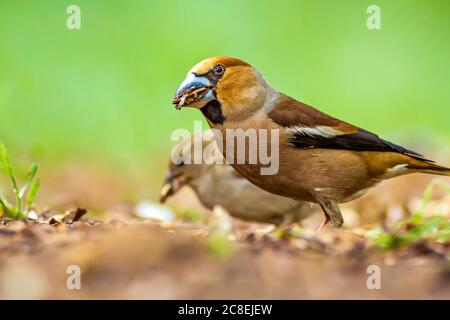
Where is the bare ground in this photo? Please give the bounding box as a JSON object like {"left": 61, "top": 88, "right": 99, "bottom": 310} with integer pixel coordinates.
{"left": 0, "top": 162, "right": 449, "bottom": 299}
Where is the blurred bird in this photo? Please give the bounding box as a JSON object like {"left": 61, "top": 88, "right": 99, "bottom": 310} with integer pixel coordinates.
{"left": 172, "top": 56, "right": 450, "bottom": 230}
{"left": 160, "top": 133, "right": 315, "bottom": 225}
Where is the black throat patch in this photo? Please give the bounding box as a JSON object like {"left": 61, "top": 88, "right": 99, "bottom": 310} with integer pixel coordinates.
{"left": 200, "top": 100, "right": 225, "bottom": 124}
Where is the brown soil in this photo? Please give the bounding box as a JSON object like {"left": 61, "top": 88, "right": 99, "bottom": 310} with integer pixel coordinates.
{"left": 0, "top": 162, "right": 449, "bottom": 299}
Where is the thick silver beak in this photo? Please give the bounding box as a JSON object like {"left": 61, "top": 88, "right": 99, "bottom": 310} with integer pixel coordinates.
{"left": 173, "top": 73, "right": 215, "bottom": 109}
{"left": 175, "top": 73, "right": 211, "bottom": 96}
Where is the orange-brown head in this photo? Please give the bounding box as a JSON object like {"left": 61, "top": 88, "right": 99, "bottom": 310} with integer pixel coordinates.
{"left": 173, "top": 57, "right": 275, "bottom": 123}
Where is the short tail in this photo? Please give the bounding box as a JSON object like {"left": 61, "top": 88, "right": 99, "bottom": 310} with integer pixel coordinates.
{"left": 409, "top": 162, "right": 450, "bottom": 177}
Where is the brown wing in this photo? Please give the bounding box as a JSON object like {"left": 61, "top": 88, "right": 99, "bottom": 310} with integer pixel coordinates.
{"left": 268, "top": 94, "right": 432, "bottom": 163}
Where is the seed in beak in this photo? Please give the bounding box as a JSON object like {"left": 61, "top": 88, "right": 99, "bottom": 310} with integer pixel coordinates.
{"left": 172, "top": 85, "right": 211, "bottom": 109}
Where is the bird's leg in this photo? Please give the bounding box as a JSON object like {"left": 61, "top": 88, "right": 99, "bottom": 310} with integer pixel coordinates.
{"left": 316, "top": 214, "right": 330, "bottom": 233}
{"left": 316, "top": 197, "right": 343, "bottom": 229}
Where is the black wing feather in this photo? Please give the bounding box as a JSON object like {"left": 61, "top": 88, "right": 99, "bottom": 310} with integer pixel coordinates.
{"left": 267, "top": 94, "right": 432, "bottom": 163}
{"left": 290, "top": 129, "right": 433, "bottom": 163}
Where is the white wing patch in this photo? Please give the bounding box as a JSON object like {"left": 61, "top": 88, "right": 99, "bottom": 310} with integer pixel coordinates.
{"left": 286, "top": 125, "right": 344, "bottom": 138}
{"left": 382, "top": 163, "right": 409, "bottom": 178}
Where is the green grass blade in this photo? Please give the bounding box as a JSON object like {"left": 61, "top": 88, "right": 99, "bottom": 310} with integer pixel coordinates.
{"left": 26, "top": 178, "right": 40, "bottom": 212}
{"left": 19, "top": 163, "right": 39, "bottom": 199}
{"left": 416, "top": 179, "right": 450, "bottom": 215}
{"left": 0, "top": 196, "right": 17, "bottom": 218}
{"left": 0, "top": 141, "right": 21, "bottom": 213}
{"left": 364, "top": 180, "right": 450, "bottom": 251}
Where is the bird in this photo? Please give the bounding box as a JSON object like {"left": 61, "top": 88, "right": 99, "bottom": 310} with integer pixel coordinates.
{"left": 160, "top": 132, "right": 315, "bottom": 225}
{"left": 171, "top": 56, "right": 450, "bottom": 230}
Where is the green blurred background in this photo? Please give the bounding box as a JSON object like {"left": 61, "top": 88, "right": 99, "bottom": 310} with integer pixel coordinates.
{"left": 0, "top": 0, "right": 449, "bottom": 169}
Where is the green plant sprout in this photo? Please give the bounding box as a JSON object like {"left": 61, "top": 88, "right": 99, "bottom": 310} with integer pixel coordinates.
{"left": 364, "top": 179, "right": 450, "bottom": 250}
{"left": 0, "top": 141, "right": 40, "bottom": 219}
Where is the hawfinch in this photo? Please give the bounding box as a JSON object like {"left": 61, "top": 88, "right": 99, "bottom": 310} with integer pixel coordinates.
{"left": 172, "top": 56, "right": 450, "bottom": 229}
{"left": 160, "top": 133, "right": 315, "bottom": 225}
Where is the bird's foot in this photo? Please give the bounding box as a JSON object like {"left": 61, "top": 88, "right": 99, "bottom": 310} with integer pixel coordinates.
{"left": 316, "top": 216, "right": 330, "bottom": 233}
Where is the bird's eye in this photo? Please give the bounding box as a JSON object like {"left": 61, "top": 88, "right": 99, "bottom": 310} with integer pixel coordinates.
{"left": 212, "top": 64, "right": 225, "bottom": 75}
{"left": 175, "top": 160, "right": 184, "bottom": 167}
